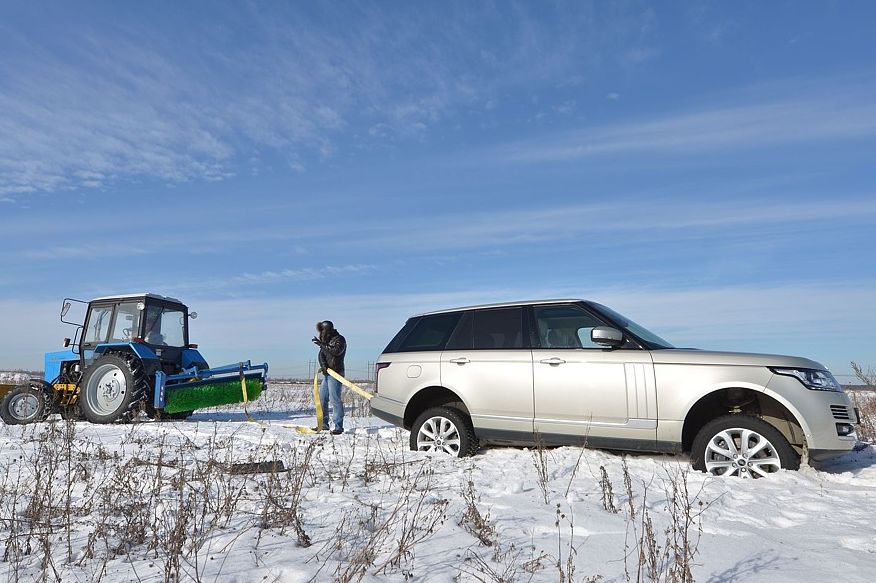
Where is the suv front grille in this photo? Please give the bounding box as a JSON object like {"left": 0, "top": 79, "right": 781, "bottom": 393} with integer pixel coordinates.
{"left": 830, "top": 405, "right": 851, "bottom": 420}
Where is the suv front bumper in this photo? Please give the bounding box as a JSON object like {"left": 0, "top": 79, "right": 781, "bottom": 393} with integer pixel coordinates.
{"left": 766, "top": 374, "right": 859, "bottom": 459}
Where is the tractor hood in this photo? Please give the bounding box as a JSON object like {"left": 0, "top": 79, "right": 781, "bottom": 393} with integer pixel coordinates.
{"left": 649, "top": 348, "right": 825, "bottom": 370}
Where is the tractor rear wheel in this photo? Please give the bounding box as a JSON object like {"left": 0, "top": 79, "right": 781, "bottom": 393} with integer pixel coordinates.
{"left": 79, "top": 354, "right": 149, "bottom": 424}
{"left": 0, "top": 381, "right": 52, "bottom": 425}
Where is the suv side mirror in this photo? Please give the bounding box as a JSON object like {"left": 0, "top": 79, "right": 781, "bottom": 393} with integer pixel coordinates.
{"left": 591, "top": 326, "right": 624, "bottom": 348}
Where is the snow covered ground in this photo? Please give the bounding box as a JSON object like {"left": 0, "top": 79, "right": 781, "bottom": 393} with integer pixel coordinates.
{"left": 0, "top": 382, "right": 874, "bottom": 582}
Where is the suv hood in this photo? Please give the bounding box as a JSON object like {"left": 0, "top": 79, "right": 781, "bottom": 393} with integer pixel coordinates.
{"left": 650, "top": 348, "right": 825, "bottom": 370}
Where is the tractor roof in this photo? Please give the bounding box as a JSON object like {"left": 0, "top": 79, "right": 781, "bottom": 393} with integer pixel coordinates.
{"left": 90, "top": 293, "right": 184, "bottom": 304}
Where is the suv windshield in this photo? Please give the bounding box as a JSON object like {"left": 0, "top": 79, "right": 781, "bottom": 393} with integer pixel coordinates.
{"left": 143, "top": 305, "right": 186, "bottom": 347}
{"left": 587, "top": 302, "right": 675, "bottom": 350}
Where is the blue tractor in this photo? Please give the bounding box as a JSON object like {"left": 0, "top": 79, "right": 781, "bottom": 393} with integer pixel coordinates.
{"left": 0, "top": 293, "right": 268, "bottom": 425}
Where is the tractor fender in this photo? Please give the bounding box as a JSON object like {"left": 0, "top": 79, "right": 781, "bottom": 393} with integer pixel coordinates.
{"left": 94, "top": 342, "right": 159, "bottom": 362}
{"left": 181, "top": 348, "right": 209, "bottom": 371}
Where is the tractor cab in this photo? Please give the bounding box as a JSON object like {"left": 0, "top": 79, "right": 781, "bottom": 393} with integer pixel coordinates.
{"left": 76, "top": 294, "right": 203, "bottom": 374}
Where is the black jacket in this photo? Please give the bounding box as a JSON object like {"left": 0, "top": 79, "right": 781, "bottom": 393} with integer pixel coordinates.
{"left": 318, "top": 330, "right": 346, "bottom": 376}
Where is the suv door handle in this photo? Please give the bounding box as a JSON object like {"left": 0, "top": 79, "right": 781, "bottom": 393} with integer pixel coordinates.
{"left": 539, "top": 357, "right": 566, "bottom": 365}
{"left": 449, "top": 357, "right": 470, "bottom": 365}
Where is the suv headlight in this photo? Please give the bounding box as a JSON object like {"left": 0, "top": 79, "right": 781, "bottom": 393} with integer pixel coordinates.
{"left": 770, "top": 367, "right": 843, "bottom": 392}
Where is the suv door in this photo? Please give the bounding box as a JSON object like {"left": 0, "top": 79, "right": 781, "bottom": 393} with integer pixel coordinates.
{"left": 441, "top": 307, "right": 534, "bottom": 438}
{"left": 530, "top": 303, "right": 657, "bottom": 447}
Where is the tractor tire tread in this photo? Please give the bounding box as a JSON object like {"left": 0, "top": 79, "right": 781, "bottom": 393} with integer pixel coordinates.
{"left": 0, "top": 381, "right": 53, "bottom": 425}
{"left": 79, "top": 353, "right": 149, "bottom": 424}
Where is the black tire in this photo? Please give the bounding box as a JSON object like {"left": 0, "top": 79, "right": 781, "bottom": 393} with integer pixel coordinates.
{"left": 409, "top": 406, "right": 478, "bottom": 458}
{"left": 78, "top": 353, "right": 149, "bottom": 424}
{"left": 691, "top": 414, "right": 800, "bottom": 477}
{"left": 0, "top": 382, "right": 52, "bottom": 425}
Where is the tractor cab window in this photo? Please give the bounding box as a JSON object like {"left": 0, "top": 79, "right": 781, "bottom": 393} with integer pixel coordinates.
{"left": 109, "top": 302, "right": 142, "bottom": 343}
{"left": 143, "top": 305, "right": 186, "bottom": 347}
{"left": 83, "top": 305, "right": 113, "bottom": 344}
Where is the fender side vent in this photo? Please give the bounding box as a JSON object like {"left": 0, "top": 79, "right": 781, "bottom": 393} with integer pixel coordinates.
{"left": 830, "top": 405, "right": 851, "bottom": 420}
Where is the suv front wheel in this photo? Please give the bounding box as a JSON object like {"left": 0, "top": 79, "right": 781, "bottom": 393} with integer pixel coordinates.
{"left": 691, "top": 414, "right": 800, "bottom": 478}
{"left": 410, "top": 406, "right": 478, "bottom": 457}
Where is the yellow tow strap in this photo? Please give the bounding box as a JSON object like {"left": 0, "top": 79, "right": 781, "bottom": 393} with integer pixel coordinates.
{"left": 239, "top": 363, "right": 255, "bottom": 422}
{"left": 326, "top": 368, "right": 375, "bottom": 401}
{"left": 312, "top": 371, "right": 324, "bottom": 431}
{"left": 292, "top": 369, "right": 374, "bottom": 434}
{"left": 234, "top": 367, "right": 371, "bottom": 434}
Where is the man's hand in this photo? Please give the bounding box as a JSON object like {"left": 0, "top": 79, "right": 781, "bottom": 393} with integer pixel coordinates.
{"left": 312, "top": 337, "right": 323, "bottom": 347}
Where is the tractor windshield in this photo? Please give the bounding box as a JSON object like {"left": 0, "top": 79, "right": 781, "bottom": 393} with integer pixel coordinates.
{"left": 109, "top": 302, "right": 142, "bottom": 343}
{"left": 143, "top": 305, "right": 186, "bottom": 347}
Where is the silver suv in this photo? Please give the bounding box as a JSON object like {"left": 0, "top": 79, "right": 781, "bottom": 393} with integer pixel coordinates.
{"left": 370, "top": 300, "right": 859, "bottom": 477}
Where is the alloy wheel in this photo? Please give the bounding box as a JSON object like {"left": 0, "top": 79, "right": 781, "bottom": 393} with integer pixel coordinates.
{"left": 704, "top": 428, "right": 782, "bottom": 478}
{"left": 416, "top": 415, "right": 462, "bottom": 455}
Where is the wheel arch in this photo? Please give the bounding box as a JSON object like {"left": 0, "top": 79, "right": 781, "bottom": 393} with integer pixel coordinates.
{"left": 681, "top": 385, "right": 809, "bottom": 453}
{"left": 403, "top": 385, "right": 471, "bottom": 429}
{"left": 93, "top": 342, "right": 157, "bottom": 361}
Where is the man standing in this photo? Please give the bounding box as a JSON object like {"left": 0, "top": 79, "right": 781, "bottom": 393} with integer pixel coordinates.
{"left": 312, "top": 320, "right": 347, "bottom": 434}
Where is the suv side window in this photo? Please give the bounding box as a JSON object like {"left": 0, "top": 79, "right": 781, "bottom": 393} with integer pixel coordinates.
{"left": 397, "top": 313, "right": 462, "bottom": 352}
{"left": 472, "top": 307, "right": 525, "bottom": 349}
{"left": 534, "top": 304, "right": 604, "bottom": 349}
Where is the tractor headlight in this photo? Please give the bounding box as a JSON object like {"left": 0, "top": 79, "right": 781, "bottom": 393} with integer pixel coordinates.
{"left": 770, "top": 367, "right": 843, "bottom": 392}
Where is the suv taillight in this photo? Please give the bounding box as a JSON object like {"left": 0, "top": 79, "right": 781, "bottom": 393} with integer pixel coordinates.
{"left": 375, "top": 362, "right": 391, "bottom": 392}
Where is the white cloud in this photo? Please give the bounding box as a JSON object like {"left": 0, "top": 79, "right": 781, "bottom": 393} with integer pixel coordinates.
{"left": 331, "top": 196, "right": 876, "bottom": 254}
{"left": 494, "top": 80, "right": 876, "bottom": 162}
{"left": 621, "top": 46, "right": 661, "bottom": 65}
{"left": 0, "top": 3, "right": 665, "bottom": 199}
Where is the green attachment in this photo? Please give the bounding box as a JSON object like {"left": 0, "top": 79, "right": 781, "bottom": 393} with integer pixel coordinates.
{"left": 163, "top": 377, "right": 263, "bottom": 414}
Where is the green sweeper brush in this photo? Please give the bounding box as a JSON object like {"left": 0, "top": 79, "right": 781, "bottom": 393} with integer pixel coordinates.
{"left": 155, "top": 361, "right": 268, "bottom": 415}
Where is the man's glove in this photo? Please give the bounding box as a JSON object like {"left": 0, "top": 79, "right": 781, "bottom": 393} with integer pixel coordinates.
{"left": 312, "top": 337, "right": 324, "bottom": 347}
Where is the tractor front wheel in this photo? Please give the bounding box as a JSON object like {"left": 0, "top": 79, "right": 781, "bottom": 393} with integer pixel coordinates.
{"left": 0, "top": 382, "right": 52, "bottom": 425}
{"left": 79, "top": 354, "right": 148, "bottom": 424}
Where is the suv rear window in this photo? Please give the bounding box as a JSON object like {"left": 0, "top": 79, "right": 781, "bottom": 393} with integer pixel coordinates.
{"left": 392, "top": 313, "right": 462, "bottom": 352}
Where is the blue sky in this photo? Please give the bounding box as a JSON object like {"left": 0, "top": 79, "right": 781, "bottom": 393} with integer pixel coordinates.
{"left": 1, "top": 1, "right": 874, "bottom": 379}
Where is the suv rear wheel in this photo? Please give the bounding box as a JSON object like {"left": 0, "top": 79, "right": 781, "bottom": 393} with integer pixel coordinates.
{"left": 410, "top": 406, "right": 478, "bottom": 457}
{"left": 691, "top": 414, "right": 800, "bottom": 478}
